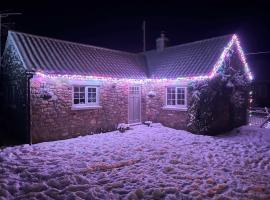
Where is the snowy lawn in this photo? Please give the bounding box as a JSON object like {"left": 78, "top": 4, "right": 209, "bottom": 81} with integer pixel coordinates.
{"left": 0, "top": 124, "right": 270, "bottom": 200}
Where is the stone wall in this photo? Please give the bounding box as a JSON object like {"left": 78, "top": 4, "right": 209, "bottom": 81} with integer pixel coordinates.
{"left": 30, "top": 78, "right": 189, "bottom": 143}
{"left": 142, "top": 82, "right": 188, "bottom": 130}
{"left": 30, "top": 78, "right": 129, "bottom": 143}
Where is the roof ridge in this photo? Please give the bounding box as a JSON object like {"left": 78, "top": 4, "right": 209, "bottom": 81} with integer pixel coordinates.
{"left": 144, "top": 34, "right": 234, "bottom": 53}
{"left": 9, "top": 30, "right": 138, "bottom": 56}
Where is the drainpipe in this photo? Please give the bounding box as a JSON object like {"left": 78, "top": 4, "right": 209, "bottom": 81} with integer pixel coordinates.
{"left": 26, "top": 71, "right": 34, "bottom": 145}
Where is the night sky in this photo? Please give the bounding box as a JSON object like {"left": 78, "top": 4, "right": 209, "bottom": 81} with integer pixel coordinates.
{"left": 1, "top": 0, "right": 270, "bottom": 80}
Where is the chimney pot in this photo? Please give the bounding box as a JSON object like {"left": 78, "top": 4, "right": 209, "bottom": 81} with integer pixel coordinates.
{"left": 156, "top": 31, "right": 169, "bottom": 52}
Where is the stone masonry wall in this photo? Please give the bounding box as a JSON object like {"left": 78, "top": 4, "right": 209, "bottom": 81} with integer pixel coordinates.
{"left": 30, "top": 78, "right": 129, "bottom": 143}
{"left": 142, "top": 82, "right": 188, "bottom": 130}
{"left": 31, "top": 77, "right": 189, "bottom": 143}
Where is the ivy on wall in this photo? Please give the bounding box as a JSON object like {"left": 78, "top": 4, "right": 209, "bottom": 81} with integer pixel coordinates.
{"left": 187, "top": 50, "right": 250, "bottom": 135}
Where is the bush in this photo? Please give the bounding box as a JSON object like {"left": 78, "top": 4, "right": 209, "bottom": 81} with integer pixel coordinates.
{"left": 187, "top": 53, "right": 250, "bottom": 135}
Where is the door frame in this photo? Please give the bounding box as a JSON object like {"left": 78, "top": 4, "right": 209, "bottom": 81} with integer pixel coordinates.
{"left": 128, "top": 85, "right": 142, "bottom": 125}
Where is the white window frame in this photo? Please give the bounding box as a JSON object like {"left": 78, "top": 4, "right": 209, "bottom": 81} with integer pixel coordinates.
{"left": 72, "top": 85, "right": 100, "bottom": 110}
{"left": 164, "top": 86, "right": 187, "bottom": 110}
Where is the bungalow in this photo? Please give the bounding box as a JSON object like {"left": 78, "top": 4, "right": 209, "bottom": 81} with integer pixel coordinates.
{"left": 0, "top": 31, "right": 252, "bottom": 143}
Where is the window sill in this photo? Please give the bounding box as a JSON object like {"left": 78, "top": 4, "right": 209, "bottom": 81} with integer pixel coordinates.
{"left": 162, "top": 106, "right": 188, "bottom": 111}
{"left": 71, "top": 105, "right": 102, "bottom": 110}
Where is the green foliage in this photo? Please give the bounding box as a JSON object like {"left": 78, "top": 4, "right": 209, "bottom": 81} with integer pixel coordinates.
{"left": 187, "top": 55, "right": 250, "bottom": 135}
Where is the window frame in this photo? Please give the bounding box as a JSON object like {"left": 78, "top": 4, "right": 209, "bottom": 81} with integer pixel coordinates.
{"left": 72, "top": 85, "right": 100, "bottom": 109}
{"left": 165, "top": 86, "right": 187, "bottom": 110}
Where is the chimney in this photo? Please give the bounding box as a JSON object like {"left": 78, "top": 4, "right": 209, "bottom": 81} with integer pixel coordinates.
{"left": 156, "top": 31, "right": 169, "bottom": 52}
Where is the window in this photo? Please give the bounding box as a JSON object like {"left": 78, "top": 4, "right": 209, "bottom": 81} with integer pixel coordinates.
{"left": 166, "top": 86, "right": 187, "bottom": 109}
{"left": 73, "top": 86, "right": 99, "bottom": 108}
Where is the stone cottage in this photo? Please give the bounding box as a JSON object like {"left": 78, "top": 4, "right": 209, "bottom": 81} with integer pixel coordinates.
{"left": 0, "top": 31, "right": 252, "bottom": 143}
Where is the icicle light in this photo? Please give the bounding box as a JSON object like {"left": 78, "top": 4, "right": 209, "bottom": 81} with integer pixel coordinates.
{"left": 35, "top": 34, "right": 253, "bottom": 83}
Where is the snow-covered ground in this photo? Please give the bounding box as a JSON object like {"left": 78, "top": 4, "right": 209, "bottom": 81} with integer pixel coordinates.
{"left": 0, "top": 124, "right": 270, "bottom": 200}
{"left": 249, "top": 115, "right": 270, "bottom": 128}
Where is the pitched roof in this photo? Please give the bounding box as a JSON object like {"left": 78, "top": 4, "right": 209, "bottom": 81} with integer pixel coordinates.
{"left": 143, "top": 35, "right": 233, "bottom": 78}
{"left": 9, "top": 31, "right": 148, "bottom": 79}
{"left": 8, "top": 31, "right": 233, "bottom": 79}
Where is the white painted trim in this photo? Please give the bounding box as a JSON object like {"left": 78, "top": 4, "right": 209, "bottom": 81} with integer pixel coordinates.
{"left": 71, "top": 105, "right": 102, "bottom": 110}
{"left": 162, "top": 106, "right": 188, "bottom": 111}
{"left": 165, "top": 86, "right": 188, "bottom": 109}
{"left": 128, "top": 84, "right": 142, "bottom": 124}
{"left": 71, "top": 85, "right": 100, "bottom": 109}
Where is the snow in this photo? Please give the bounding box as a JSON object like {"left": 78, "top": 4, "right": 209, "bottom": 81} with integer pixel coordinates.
{"left": 249, "top": 115, "right": 270, "bottom": 128}
{"left": 1, "top": 124, "right": 270, "bottom": 199}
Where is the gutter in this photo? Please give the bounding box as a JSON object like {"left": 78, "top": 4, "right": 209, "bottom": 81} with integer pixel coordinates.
{"left": 26, "top": 71, "right": 35, "bottom": 145}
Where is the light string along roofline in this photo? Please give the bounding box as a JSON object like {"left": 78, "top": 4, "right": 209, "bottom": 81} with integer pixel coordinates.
{"left": 35, "top": 34, "right": 253, "bottom": 83}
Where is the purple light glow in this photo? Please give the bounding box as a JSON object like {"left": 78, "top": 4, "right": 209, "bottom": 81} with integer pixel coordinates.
{"left": 35, "top": 34, "right": 253, "bottom": 83}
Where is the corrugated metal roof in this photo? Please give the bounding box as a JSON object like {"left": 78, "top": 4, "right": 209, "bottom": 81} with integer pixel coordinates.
{"left": 9, "top": 31, "right": 148, "bottom": 79}
{"left": 9, "top": 31, "right": 233, "bottom": 79}
{"left": 143, "top": 35, "right": 233, "bottom": 78}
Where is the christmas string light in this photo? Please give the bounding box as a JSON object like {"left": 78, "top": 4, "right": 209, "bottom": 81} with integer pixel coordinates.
{"left": 233, "top": 35, "right": 253, "bottom": 81}
{"left": 34, "top": 34, "right": 253, "bottom": 83}
{"left": 248, "top": 90, "right": 254, "bottom": 126}
{"left": 209, "top": 34, "right": 253, "bottom": 80}
{"left": 34, "top": 72, "right": 209, "bottom": 83}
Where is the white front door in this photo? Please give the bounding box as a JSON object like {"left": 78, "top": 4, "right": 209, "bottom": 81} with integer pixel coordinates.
{"left": 128, "top": 85, "right": 141, "bottom": 124}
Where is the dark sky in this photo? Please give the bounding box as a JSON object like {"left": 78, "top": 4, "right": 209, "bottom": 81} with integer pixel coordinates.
{"left": 1, "top": 0, "right": 270, "bottom": 80}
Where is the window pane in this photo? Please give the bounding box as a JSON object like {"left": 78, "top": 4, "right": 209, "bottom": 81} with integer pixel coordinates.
{"left": 74, "top": 87, "right": 79, "bottom": 92}
{"left": 79, "top": 98, "right": 85, "bottom": 104}
{"left": 87, "top": 87, "right": 97, "bottom": 103}
{"left": 80, "top": 87, "right": 85, "bottom": 92}
{"left": 167, "top": 87, "right": 177, "bottom": 105}
{"left": 176, "top": 88, "right": 185, "bottom": 105}
{"left": 74, "top": 93, "right": 79, "bottom": 98}
{"left": 79, "top": 93, "right": 85, "bottom": 98}
{"left": 177, "top": 99, "right": 185, "bottom": 105}
{"left": 88, "top": 88, "right": 96, "bottom": 93}
{"left": 177, "top": 88, "right": 184, "bottom": 93}
{"left": 88, "top": 98, "right": 96, "bottom": 103}
{"left": 74, "top": 99, "right": 79, "bottom": 104}
{"left": 167, "top": 87, "right": 173, "bottom": 93}
{"left": 88, "top": 93, "right": 96, "bottom": 98}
